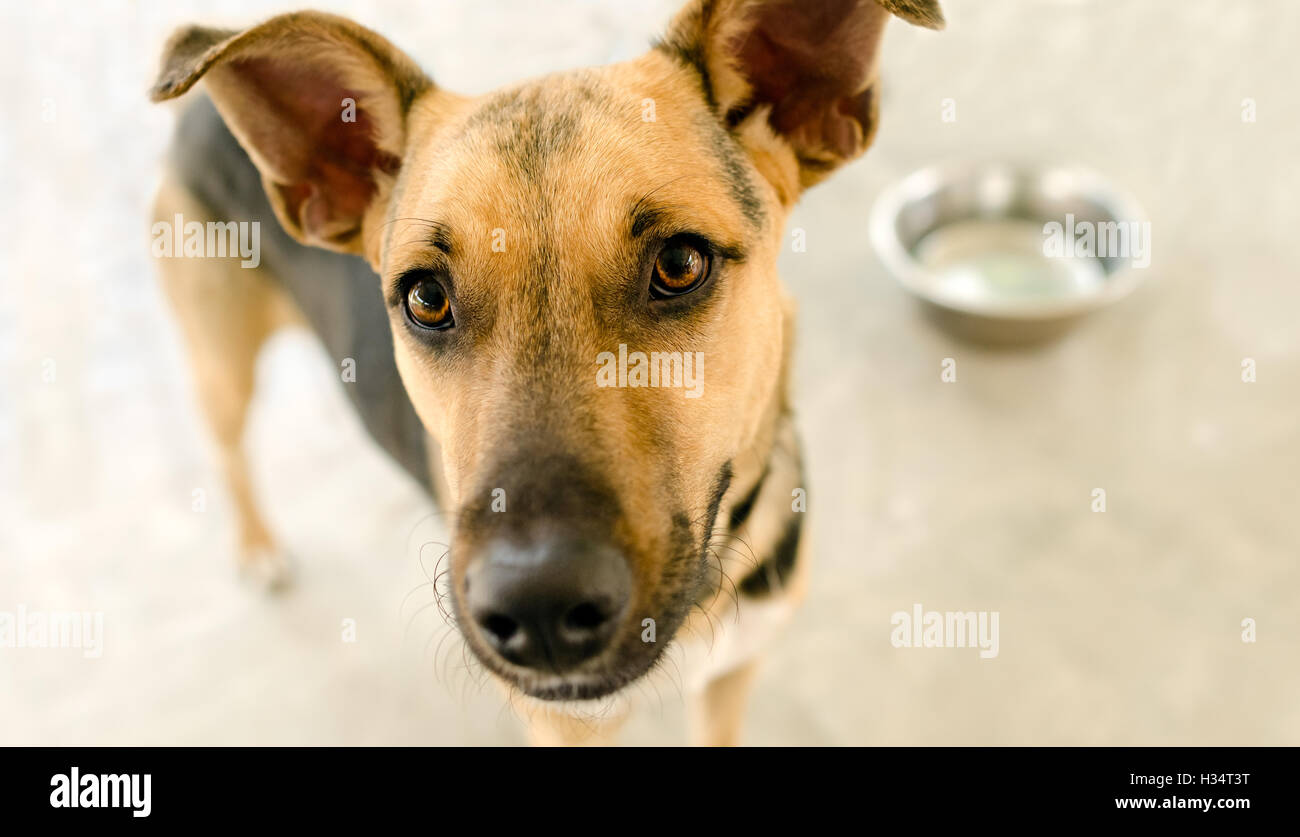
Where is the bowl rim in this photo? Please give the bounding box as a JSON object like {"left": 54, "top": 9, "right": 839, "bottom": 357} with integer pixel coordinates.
{"left": 868, "top": 160, "right": 1151, "bottom": 321}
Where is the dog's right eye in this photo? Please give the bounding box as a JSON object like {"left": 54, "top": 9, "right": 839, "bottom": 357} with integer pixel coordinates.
{"left": 405, "top": 274, "right": 454, "bottom": 330}
{"left": 650, "top": 236, "right": 712, "bottom": 299}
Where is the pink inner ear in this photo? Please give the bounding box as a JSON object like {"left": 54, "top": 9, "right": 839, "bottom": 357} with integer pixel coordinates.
{"left": 733, "top": 0, "right": 887, "bottom": 159}
{"left": 225, "top": 56, "right": 399, "bottom": 243}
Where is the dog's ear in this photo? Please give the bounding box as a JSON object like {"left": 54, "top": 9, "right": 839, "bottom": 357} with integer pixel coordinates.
{"left": 150, "top": 12, "right": 434, "bottom": 263}
{"left": 660, "top": 0, "right": 943, "bottom": 201}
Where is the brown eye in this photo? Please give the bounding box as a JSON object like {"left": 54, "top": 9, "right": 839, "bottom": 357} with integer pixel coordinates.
{"left": 651, "top": 238, "right": 711, "bottom": 298}
{"left": 405, "top": 275, "right": 453, "bottom": 329}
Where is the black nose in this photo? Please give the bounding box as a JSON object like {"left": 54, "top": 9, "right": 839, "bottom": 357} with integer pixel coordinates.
{"left": 465, "top": 538, "right": 631, "bottom": 673}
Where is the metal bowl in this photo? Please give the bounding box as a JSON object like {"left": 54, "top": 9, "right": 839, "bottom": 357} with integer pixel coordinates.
{"left": 869, "top": 162, "right": 1150, "bottom": 342}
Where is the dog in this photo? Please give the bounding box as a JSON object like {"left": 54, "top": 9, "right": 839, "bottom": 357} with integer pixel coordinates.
{"left": 149, "top": 0, "right": 944, "bottom": 746}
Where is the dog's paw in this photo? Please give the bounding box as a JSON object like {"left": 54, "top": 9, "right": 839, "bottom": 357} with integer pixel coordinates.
{"left": 238, "top": 546, "right": 294, "bottom": 593}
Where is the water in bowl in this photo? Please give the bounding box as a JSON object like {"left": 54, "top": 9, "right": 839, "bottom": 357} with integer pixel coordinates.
{"left": 912, "top": 218, "right": 1106, "bottom": 309}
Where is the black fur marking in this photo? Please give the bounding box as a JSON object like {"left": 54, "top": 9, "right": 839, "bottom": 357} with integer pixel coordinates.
{"left": 651, "top": 35, "right": 717, "bottom": 114}
{"left": 737, "top": 508, "right": 803, "bottom": 598}
{"left": 726, "top": 466, "right": 767, "bottom": 532}
{"left": 462, "top": 82, "right": 608, "bottom": 185}
{"left": 427, "top": 224, "right": 453, "bottom": 254}
{"left": 653, "top": 10, "right": 765, "bottom": 229}
{"left": 630, "top": 204, "right": 667, "bottom": 240}
{"left": 705, "top": 461, "right": 734, "bottom": 538}
{"left": 629, "top": 200, "right": 748, "bottom": 265}
{"left": 704, "top": 118, "right": 764, "bottom": 229}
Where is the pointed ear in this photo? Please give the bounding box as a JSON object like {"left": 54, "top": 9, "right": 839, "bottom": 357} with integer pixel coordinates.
{"left": 659, "top": 0, "right": 943, "bottom": 201}
{"left": 150, "top": 12, "right": 433, "bottom": 263}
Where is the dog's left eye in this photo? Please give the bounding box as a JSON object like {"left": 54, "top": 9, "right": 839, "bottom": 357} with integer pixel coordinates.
{"left": 650, "top": 237, "right": 711, "bottom": 299}
{"left": 405, "top": 274, "right": 454, "bottom": 330}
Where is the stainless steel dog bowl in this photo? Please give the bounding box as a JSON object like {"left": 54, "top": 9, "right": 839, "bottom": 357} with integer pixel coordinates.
{"left": 869, "top": 162, "right": 1150, "bottom": 342}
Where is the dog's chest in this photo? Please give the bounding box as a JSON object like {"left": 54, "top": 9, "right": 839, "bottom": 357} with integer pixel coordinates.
{"left": 672, "top": 593, "right": 800, "bottom": 693}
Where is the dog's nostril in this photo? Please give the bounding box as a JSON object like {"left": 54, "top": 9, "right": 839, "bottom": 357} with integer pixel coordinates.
{"left": 564, "top": 602, "right": 606, "bottom": 632}
{"left": 482, "top": 613, "right": 518, "bottom": 643}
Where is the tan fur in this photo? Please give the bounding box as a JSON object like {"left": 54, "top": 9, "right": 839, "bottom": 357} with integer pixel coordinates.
{"left": 688, "top": 659, "right": 761, "bottom": 746}
{"left": 151, "top": 2, "right": 941, "bottom": 744}
{"left": 508, "top": 691, "right": 631, "bottom": 747}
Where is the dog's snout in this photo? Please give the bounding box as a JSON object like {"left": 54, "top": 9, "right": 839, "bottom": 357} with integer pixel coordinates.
{"left": 466, "top": 538, "right": 631, "bottom": 672}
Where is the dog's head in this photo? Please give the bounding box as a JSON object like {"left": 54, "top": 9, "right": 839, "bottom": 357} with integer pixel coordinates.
{"left": 152, "top": 0, "right": 942, "bottom": 700}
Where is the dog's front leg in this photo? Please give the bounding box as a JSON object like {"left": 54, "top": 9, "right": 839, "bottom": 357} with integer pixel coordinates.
{"left": 687, "top": 659, "right": 761, "bottom": 747}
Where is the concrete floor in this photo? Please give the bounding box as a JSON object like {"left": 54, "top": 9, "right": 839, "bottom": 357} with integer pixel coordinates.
{"left": 2, "top": 0, "right": 1297, "bottom": 745}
